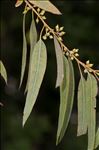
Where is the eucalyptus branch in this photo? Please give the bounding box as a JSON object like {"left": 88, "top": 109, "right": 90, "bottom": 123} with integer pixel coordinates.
{"left": 25, "top": 0, "right": 99, "bottom": 80}
{"left": 15, "top": 1, "right": 99, "bottom": 148}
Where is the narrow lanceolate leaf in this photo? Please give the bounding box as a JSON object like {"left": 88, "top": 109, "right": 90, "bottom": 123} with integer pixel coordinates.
{"left": 29, "top": 0, "right": 61, "bottom": 15}
{"left": 95, "top": 128, "right": 99, "bottom": 149}
{"left": 77, "top": 75, "right": 87, "bottom": 136}
{"left": 25, "top": 12, "right": 37, "bottom": 92}
{"left": 56, "top": 56, "right": 75, "bottom": 145}
{"left": 86, "top": 74, "right": 97, "bottom": 150}
{"left": 20, "top": 14, "right": 27, "bottom": 87}
{"left": 54, "top": 36, "right": 64, "bottom": 87}
{"left": 23, "top": 38, "right": 47, "bottom": 126}
{"left": 0, "top": 61, "right": 7, "bottom": 83}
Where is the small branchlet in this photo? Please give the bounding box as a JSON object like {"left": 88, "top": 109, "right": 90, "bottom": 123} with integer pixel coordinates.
{"left": 23, "top": 0, "right": 99, "bottom": 80}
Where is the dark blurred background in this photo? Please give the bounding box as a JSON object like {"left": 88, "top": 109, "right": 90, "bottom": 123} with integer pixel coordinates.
{"left": 0, "top": 0, "right": 99, "bottom": 150}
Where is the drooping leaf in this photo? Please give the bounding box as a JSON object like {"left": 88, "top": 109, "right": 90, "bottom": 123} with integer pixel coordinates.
{"left": 95, "top": 127, "right": 99, "bottom": 149}
{"left": 54, "top": 36, "right": 64, "bottom": 87}
{"left": 15, "top": 0, "right": 23, "bottom": 7}
{"left": 23, "top": 38, "right": 47, "bottom": 126}
{"left": 29, "top": 0, "right": 61, "bottom": 15}
{"left": 25, "top": 12, "right": 37, "bottom": 92}
{"left": 19, "top": 13, "right": 27, "bottom": 87}
{"left": 86, "top": 74, "right": 97, "bottom": 150}
{"left": 56, "top": 56, "right": 75, "bottom": 145}
{"left": 0, "top": 61, "right": 7, "bottom": 83}
{"left": 77, "top": 75, "right": 87, "bottom": 136}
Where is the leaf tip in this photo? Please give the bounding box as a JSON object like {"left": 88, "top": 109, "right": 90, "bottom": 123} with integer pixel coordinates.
{"left": 22, "top": 115, "right": 26, "bottom": 127}
{"left": 56, "top": 136, "right": 61, "bottom": 146}
{"left": 56, "top": 137, "right": 59, "bottom": 146}
{"left": 56, "top": 11, "right": 62, "bottom": 15}
{"left": 5, "top": 79, "right": 7, "bottom": 84}
{"left": 55, "top": 84, "right": 58, "bottom": 88}
{"left": 59, "top": 12, "right": 62, "bottom": 15}
{"left": 56, "top": 140, "right": 58, "bottom": 146}
{"left": 22, "top": 110, "right": 28, "bottom": 127}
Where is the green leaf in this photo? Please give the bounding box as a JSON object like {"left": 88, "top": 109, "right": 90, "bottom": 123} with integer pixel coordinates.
{"left": 19, "top": 13, "right": 27, "bottom": 87}
{"left": 77, "top": 75, "right": 87, "bottom": 136}
{"left": 56, "top": 56, "right": 75, "bottom": 145}
{"left": 86, "top": 74, "right": 97, "bottom": 150}
{"left": 29, "top": 0, "right": 61, "bottom": 15}
{"left": 0, "top": 60, "right": 7, "bottom": 83}
{"left": 95, "top": 128, "right": 99, "bottom": 149}
{"left": 25, "top": 12, "right": 37, "bottom": 92}
{"left": 23, "top": 38, "right": 47, "bottom": 126}
{"left": 54, "top": 36, "right": 64, "bottom": 87}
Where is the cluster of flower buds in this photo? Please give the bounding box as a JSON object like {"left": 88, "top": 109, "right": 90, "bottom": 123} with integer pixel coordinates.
{"left": 42, "top": 28, "right": 53, "bottom": 40}
{"left": 36, "top": 8, "right": 46, "bottom": 23}
{"left": 84, "top": 60, "right": 93, "bottom": 73}
{"left": 66, "top": 48, "right": 79, "bottom": 60}
{"left": 55, "top": 24, "right": 65, "bottom": 41}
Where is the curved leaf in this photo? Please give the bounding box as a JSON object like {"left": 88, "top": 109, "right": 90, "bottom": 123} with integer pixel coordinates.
{"left": 95, "top": 128, "right": 99, "bottom": 149}
{"left": 25, "top": 12, "right": 37, "bottom": 92}
{"left": 54, "top": 36, "right": 64, "bottom": 87}
{"left": 77, "top": 75, "right": 87, "bottom": 136}
{"left": 0, "top": 60, "right": 7, "bottom": 83}
{"left": 23, "top": 38, "right": 47, "bottom": 126}
{"left": 86, "top": 74, "right": 97, "bottom": 150}
{"left": 29, "top": 0, "right": 61, "bottom": 15}
{"left": 20, "top": 14, "right": 27, "bottom": 87}
{"left": 56, "top": 56, "right": 75, "bottom": 145}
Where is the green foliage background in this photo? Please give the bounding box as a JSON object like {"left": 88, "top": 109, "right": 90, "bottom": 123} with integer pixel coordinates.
{"left": 1, "top": 0, "right": 99, "bottom": 150}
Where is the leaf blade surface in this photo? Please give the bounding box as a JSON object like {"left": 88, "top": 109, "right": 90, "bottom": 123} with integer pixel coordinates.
{"left": 86, "top": 74, "right": 97, "bottom": 150}
{"left": 20, "top": 14, "right": 27, "bottom": 87}
{"left": 77, "top": 75, "right": 87, "bottom": 136}
{"left": 29, "top": 0, "right": 61, "bottom": 15}
{"left": 54, "top": 36, "right": 64, "bottom": 87}
{"left": 56, "top": 57, "right": 75, "bottom": 144}
{"left": 25, "top": 12, "right": 37, "bottom": 92}
{"left": 23, "top": 38, "right": 47, "bottom": 126}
